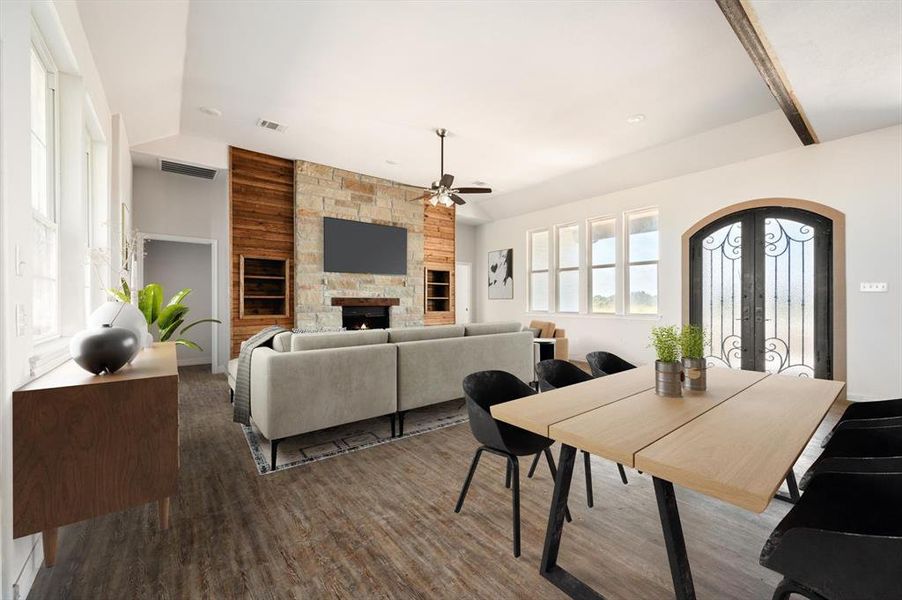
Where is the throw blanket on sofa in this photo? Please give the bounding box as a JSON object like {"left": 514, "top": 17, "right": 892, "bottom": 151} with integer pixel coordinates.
{"left": 233, "top": 325, "right": 288, "bottom": 426}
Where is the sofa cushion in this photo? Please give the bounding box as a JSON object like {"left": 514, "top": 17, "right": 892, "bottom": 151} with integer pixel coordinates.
{"left": 290, "top": 329, "right": 388, "bottom": 352}
{"left": 529, "top": 320, "right": 556, "bottom": 338}
{"left": 272, "top": 332, "right": 293, "bottom": 352}
{"left": 464, "top": 322, "right": 522, "bottom": 337}
{"left": 387, "top": 325, "right": 464, "bottom": 343}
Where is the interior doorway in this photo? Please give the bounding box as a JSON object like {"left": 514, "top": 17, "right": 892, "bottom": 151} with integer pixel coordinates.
{"left": 137, "top": 233, "right": 219, "bottom": 372}
{"left": 688, "top": 206, "right": 833, "bottom": 379}
{"left": 456, "top": 262, "right": 472, "bottom": 324}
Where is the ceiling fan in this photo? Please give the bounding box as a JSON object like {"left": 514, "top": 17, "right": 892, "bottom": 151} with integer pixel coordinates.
{"left": 413, "top": 128, "right": 491, "bottom": 207}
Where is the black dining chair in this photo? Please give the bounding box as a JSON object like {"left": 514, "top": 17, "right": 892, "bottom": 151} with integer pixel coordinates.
{"left": 822, "top": 397, "right": 902, "bottom": 446}
{"left": 585, "top": 351, "right": 636, "bottom": 378}
{"left": 760, "top": 472, "right": 902, "bottom": 600}
{"left": 455, "top": 370, "right": 571, "bottom": 558}
{"left": 531, "top": 360, "right": 629, "bottom": 508}
{"left": 800, "top": 425, "right": 902, "bottom": 490}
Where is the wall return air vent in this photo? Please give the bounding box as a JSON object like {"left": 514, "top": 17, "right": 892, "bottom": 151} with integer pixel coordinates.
{"left": 160, "top": 159, "right": 218, "bottom": 180}
{"left": 257, "top": 118, "right": 287, "bottom": 132}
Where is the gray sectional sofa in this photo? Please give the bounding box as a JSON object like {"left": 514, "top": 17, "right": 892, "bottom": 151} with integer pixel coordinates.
{"left": 228, "top": 322, "right": 532, "bottom": 467}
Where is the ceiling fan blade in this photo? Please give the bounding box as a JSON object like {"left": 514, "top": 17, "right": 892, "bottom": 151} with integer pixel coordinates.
{"left": 411, "top": 192, "right": 434, "bottom": 202}
{"left": 453, "top": 187, "right": 492, "bottom": 194}
{"left": 450, "top": 194, "right": 466, "bottom": 205}
{"left": 440, "top": 173, "right": 454, "bottom": 188}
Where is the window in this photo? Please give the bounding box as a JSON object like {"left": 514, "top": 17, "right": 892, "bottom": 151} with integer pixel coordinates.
{"left": 626, "top": 209, "right": 659, "bottom": 314}
{"left": 556, "top": 223, "right": 579, "bottom": 312}
{"left": 528, "top": 229, "right": 549, "bottom": 311}
{"left": 31, "top": 41, "right": 59, "bottom": 341}
{"left": 589, "top": 217, "right": 616, "bottom": 313}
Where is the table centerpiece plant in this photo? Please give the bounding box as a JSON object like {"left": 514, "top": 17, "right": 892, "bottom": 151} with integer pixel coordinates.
{"left": 680, "top": 324, "right": 707, "bottom": 391}
{"left": 650, "top": 325, "right": 683, "bottom": 397}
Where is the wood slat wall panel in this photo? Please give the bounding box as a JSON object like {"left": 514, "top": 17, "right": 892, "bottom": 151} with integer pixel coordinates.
{"left": 230, "top": 147, "right": 295, "bottom": 356}
{"left": 424, "top": 203, "right": 456, "bottom": 325}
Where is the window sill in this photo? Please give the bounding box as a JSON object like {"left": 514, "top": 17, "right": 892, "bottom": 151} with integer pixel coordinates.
{"left": 29, "top": 337, "right": 71, "bottom": 378}
{"left": 525, "top": 311, "right": 662, "bottom": 322}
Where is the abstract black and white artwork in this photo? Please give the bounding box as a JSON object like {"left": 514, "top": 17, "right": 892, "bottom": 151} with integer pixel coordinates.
{"left": 488, "top": 248, "right": 513, "bottom": 299}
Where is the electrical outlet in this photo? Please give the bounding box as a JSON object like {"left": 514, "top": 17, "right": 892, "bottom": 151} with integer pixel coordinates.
{"left": 859, "top": 282, "right": 888, "bottom": 293}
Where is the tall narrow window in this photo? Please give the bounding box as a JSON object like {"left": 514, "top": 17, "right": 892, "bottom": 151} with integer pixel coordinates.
{"left": 31, "top": 43, "right": 59, "bottom": 341}
{"left": 626, "top": 209, "right": 658, "bottom": 314}
{"left": 528, "top": 229, "right": 549, "bottom": 311}
{"left": 556, "top": 223, "right": 579, "bottom": 312}
{"left": 589, "top": 218, "right": 616, "bottom": 313}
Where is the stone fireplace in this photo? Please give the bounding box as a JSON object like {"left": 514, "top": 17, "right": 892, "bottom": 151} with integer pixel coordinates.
{"left": 331, "top": 297, "right": 400, "bottom": 330}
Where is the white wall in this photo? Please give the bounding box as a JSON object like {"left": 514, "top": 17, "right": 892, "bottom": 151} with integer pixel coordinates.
{"left": 476, "top": 125, "right": 902, "bottom": 401}
{"left": 132, "top": 166, "right": 230, "bottom": 371}
{"left": 455, "top": 222, "right": 478, "bottom": 319}
{"left": 143, "top": 240, "right": 214, "bottom": 365}
{"left": 0, "top": 1, "right": 128, "bottom": 597}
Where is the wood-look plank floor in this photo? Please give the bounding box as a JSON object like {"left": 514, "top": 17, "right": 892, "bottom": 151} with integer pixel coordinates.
{"left": 29, "top": 367, "right": 845, "bottom": 599}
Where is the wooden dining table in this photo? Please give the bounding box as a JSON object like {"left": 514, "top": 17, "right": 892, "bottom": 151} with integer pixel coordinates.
{"left": 490, "top": 365, "right": 845, "bottom": 600}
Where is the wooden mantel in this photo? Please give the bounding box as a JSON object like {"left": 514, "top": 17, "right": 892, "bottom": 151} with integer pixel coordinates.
{"left": 330, "top": 297, "right": 401, "bottom": 307}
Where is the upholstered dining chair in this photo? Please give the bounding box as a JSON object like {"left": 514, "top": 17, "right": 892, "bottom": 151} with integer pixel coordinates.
{"left": 456, "top": 370, "right": 571, "bottom": 558}
{"left": 532, "top": 360, "right": 629, "bottom": 508}
{"left": 585, "top": 351, "right": 636, "bottom": 378}
{"left": 760, "top": 472, "right": 902, "bottom": 600}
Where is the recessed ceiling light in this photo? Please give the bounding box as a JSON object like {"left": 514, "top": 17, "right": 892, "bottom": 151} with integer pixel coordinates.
{"left": 626, "top": 113, "right": 646, "bottom": 124}
{"left": 199, "top": 106, "right": 222, "bottom": 117}
{"left": 386, "top": 160, "right": 399, "bottom": 165}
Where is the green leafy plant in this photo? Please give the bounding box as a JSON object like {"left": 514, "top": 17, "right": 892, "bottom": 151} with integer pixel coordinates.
{"left": 680, "top": 324, "right": 706, "bottom": 360}
{"left": 109, "top": 279, "right": 221, "bottom": 351}
{"left": 650, "top": 325, "right": 681, "bottom": 363}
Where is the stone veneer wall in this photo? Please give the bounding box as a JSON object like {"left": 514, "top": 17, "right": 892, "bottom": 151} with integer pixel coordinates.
{"left": 294, "top": 159, "right": 426, "bottom": 329}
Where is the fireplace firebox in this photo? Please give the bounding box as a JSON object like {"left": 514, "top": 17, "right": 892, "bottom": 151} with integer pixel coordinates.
{"left": 331, "top": 297, "right": 400, "bottom": 330}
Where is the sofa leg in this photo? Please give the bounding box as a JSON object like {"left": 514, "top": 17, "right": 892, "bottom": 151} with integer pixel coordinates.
{"left": 398, "top": 411, "right": 406, "bottom": 437}
{"left": 270, "top": 438, "right": 281, "bottom": 471}
{"left": 389, "top": 414, "right": 397, "bottom": 438}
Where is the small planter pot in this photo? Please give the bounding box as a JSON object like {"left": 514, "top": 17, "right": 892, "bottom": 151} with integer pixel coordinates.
{"left": 682, "top": 357, "right": 707, "bottom": 392}
{"left": 655, "top": 360, "right": 683, "bottom": 397}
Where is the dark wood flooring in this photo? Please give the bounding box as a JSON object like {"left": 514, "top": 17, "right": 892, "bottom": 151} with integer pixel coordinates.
{"left": 29, "top": 366, "right": 844, "bottom": 599}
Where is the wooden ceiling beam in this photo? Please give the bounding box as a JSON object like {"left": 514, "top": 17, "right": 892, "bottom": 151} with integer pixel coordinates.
{"left": 716, "top": 0, "right": 819, "bottom": 145}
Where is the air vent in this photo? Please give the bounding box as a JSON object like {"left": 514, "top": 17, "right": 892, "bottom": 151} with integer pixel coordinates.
{"left": 257, "top": 118, "right": 287, "bottom": 132}
{"left": 160, "top": 159, "right": 218, "bottom": 180}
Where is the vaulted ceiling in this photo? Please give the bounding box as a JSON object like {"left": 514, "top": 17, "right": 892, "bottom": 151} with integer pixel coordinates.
{"left": 77, "top": 0, "right": 902, "bottom": 219}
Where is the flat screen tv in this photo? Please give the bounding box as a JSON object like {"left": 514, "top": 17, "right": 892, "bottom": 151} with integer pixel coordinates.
{"left": 323, "top": 217, "right": 407, "bottom": 275}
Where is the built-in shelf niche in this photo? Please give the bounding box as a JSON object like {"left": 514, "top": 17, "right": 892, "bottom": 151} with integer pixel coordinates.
{"left": 240, "top": 256, "right": 290, "bottom": 318}
{"left": 425, "top": 267, "right": 452, "bottom": 315}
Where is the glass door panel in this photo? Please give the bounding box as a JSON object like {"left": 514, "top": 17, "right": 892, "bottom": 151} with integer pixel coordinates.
{"left": 700, "top": 220, "right": 743, "bottom": 369}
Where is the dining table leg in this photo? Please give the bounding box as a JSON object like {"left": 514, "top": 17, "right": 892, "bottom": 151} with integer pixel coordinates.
{"left": 539, "top": 444, "right": 604, "bottom": 600}
{"left": 652, "top": 477, "right": 696, "bottom": 600}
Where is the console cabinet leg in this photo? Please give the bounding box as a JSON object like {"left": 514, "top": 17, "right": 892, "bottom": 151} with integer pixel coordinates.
{"left": 158, "top": 497, "right": 171, "bottom": 530}
{"left": 42, "top": 528, "right": 58, "bottom": 567}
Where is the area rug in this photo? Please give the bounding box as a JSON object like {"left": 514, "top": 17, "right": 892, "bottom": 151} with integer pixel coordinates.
{"left": 243, "top": 399, "right": 468, "bottom": 474}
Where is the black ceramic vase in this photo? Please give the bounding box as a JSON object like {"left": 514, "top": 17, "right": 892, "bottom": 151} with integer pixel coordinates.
{"left": 69, "top": 325, "right": 139, "bottom": 375}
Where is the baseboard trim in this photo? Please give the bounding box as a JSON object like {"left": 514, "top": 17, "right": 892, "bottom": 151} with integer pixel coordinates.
{"left": 177, "top": 358, "right": 212, "bottom": 367}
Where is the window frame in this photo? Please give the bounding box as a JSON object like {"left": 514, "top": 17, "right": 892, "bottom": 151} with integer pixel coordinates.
{"left": 30, "top": 27, "right": 61, "bottom": 345}
{"left": 554, "top": 222, "right": 580, "bottom": 313}
{"left": 527, "top": 228, "right": 550, "bottom": 312}
{"left": 624, "top": 207, "right": 660, "bottom": 316}
{"left": 587, "top": 215, "right": 617, "bottom": 315}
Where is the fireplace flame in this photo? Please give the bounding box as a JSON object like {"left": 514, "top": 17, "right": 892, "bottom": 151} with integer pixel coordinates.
{"left": 360, "top": 323, "right": 368, "bottom": 330}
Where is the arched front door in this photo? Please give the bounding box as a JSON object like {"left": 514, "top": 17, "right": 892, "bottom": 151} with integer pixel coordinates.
{"left": 689, "top": 207, "right": 833, "bottom": 379}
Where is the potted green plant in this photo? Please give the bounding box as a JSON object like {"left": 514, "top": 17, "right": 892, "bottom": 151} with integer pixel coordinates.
{"left": 680, "top": 324, "right": 707, "bottom": 391}
{"left": 650, "top": 325, "right": 682, "bottom": 397}
{"left": 109, "top": 279, "right": 220, "bottom": 351}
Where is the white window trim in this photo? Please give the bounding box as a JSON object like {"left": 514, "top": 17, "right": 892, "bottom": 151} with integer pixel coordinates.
{"left": 527, "top": 228, "right": 550, "bottom": 313}
{"left": 624, "top": 207, "right": 660, "bottom": 316}
{"left": 587, "top": 215, "right": 617, "bottom": 315}
{"left": 31, "top": 24, "right": 62, "bottom": 347}
{"left": 554, "top": 222, "right": 580, "bottom": 313}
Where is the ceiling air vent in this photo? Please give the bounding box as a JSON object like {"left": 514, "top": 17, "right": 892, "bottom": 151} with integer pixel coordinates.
{"left": 257, "top": 118, "right": 287, "bottom": 132}
{"left": 160, "top": 159, "right": 218, "bottom": 180}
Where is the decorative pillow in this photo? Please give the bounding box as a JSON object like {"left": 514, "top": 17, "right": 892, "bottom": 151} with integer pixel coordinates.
{"left": 527, "top": 327, "right": 542, "bottom": 338}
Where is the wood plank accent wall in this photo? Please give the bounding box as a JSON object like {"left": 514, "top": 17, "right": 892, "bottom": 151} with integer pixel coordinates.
{"left": 230, "top": 147, "right": 295, "bottom": 356}
{"left": 423, "top": 203, "right": 456, "bottom": 325}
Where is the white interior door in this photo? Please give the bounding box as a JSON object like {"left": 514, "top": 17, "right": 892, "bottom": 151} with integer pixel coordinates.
{"left": 455, "top": 262, "right": 471, "bottom": 324}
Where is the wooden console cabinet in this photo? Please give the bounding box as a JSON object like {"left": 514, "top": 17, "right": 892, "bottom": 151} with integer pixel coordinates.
{"left": 13, "top": 343, "right": 179, "bottom": 567}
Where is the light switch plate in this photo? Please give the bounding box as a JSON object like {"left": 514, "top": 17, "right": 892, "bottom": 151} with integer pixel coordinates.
{"left": 859, "top": 282, "right": 888, "bottom": 293}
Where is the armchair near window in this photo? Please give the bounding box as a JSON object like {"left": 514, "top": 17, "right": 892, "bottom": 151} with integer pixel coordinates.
{"left": 527, "top": 320, "right": 569, "bottom": 360}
